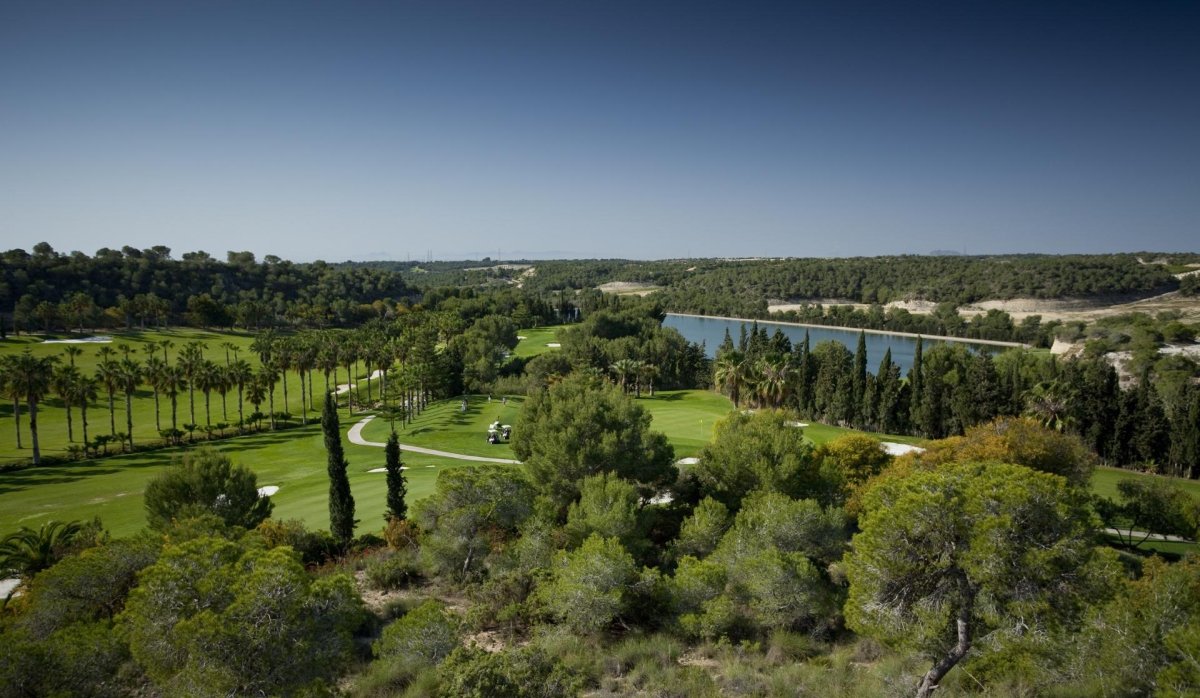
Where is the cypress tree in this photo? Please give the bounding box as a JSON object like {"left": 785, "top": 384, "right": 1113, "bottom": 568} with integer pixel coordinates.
{"left": 852, "top": 331, "right": 868, "bottom": 427}
{"left": 908, "top": 336, "right": 924, "bottom": 434}
{"left": 323, "top": 390, "right": 356, "bottom": 546}
{"left": 384, "top": 430, "right": 407, "bottom": 521}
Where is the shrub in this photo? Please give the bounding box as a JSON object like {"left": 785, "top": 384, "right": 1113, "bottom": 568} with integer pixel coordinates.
{"left": 374, "top": 600, "right": 460, "bottom": 666}
{"left": 365, "top": 549, "right": 422, "bottom": 591}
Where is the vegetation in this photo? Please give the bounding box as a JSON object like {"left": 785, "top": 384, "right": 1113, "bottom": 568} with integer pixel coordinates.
{"left": 1, "top": 246, "right": 1198, "bottom": 696}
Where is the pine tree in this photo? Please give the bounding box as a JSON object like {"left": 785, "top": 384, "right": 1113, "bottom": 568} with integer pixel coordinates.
{"left": 323, "top": 390, "right": 356, "bottom": 546}
{"left": 384, "top": 430, "right": 407, "bottom": 521}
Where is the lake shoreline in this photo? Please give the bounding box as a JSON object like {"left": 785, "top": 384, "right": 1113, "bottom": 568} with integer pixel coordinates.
{"left": 665, "top": 312, "right": 1028, "bottom": 348}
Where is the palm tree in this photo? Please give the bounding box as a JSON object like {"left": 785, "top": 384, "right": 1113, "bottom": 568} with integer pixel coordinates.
{"left": 116, "top": 357, "right": 142, "bottom": 447}
{"left": 159, "top": 364, "right": 186, "bottom": 432}
{"left": 194, "top": 359, "right": 220, "bottom": 427}
{"left": 159, "top": 339, "right": 175, "bottom": 365}
{"left": 63, "top": 344, "right": 83, "bottom": 369}
{"left": 142, "top": 355, "right": 166, "bottom": 433}
{"left": 3, "top": 351, "right": 60, "bottom": 463}
{"left": 259, "top": 362, "right": 280, "bottom": 429}
{"left": 177, "top": 341, "right": 204, "bottom": 427}
{"left": 757, "top": 355, "right": 794, "bottom": 409}
{"left": 340, "top": 336, "right": 359, "bottom": 415}
{"left": 51, "top": 364, "right": 82, "bottom": 442}
{"left": 71, "top": 374, "right": 98, "bottom": 449}
{"left": 245, "top": 372, "right": 268, "bottom": 431}
{"left": 713, "top": 351, "right": 749, "bottom": 409}
{"left": 0, "top": 355, "right": 23, "bottom": 450}
{"left": 227, "top": 358, "right": 254, "bottom": 430}
{"left": 0, "top": 520, "right": 84, "bottom": 579}
{"left": 638, "top": 362, "right": 659, "bottom": 398}
{"left": 95, "top": 356, "right": 121, "bottom": 437}
{"left": 317, "top": 332, "right": 339, "bottom": 398}
{"left": 609, "top": 358, "right": 638, "bottom": 394}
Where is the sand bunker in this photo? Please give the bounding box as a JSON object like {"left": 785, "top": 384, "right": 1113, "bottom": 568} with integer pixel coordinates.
{"left": 42, "top": 335, "right": 112, "bottom": 344}
{"left": 257, "top": 486, "right": 279, "bottom": 497}
{"left": 676, "top": 457, "right": 699, "bottom": 465}
{"left": 881, "top": 442, "right": 925, "bottom": 456}
{"left": 367, "top": 467, "right": 409, "bottom": 473}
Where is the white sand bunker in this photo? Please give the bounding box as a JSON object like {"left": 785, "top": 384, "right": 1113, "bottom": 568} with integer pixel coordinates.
{"left": 368, "top": 467, "right": 409, "bottom": 473}
{"left": 257, "top": 486, "right": 280, "bottom": 497}
{"left": 0, "top": 578, "right": 21, "bottom": 598}
{"left": 676, "top": 457, "right": 699, "bottom": 465}
{"left": 881, "top": 442, "right": 925, "bottom": 456}
{"left": 546, "top": 342, "right": 561, "bottom": 348}
{"left": 785, "top": 421, "right": 809, "bottom": 428}
{"left": 42, "top": 335, "right": 112, "bottom": 344}
{"left": 517, "top": 336, "right": 527, "bottom": 340}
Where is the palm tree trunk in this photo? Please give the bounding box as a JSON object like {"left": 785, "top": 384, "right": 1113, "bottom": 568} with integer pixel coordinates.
{"left": 237, "top": 385, "right": 245, "bottom": 431}
{"left": 152, "top": 389, "right": 161, "bottom": 432}
{"left": 108, "top": 392, "right": 116, "bottom": 435}
{"left": 170, "top": 393, "right": 178, "bottom": 430}
{"left": 125, "top": 392, "right": 134, "bottom": 447}
{"left": 221, "top": 391, "right": 228, "bottom": 422}
{"left": 81, "top": 402, "right": 89, "bottom": 447}
{"left": 29, "top": 399, "right": 41, "bottom": 464}
{"left": 281, "top": 372, "right": 289, "bottom": 415}
{"left": 268, "top": 386, "right": 276, "bottom": 429}
{"left": 65, "top": 399, "right": 74, "bottom": 442}
{"left": 204, "top": 392, "right": 212, "bottom": 427}
{"left": 188, "top": 386, "right": 196, "bottom": 426}
{"left": 11, "top": 397, "right": 22, "bottom": 450}
{"left": 299, "top": 370, "right": 307, "bottom": 426}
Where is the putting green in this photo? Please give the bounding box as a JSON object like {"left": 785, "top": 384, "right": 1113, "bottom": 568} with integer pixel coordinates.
{"left": 512, "top": 326, "right": 567, "bottom": 359}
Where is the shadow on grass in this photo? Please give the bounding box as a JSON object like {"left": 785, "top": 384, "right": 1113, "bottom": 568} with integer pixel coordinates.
{"left": 0, "top": 426, "right": 322, "bottom": 495}
{"left": 645, "top": 392, "right": 687, "bottom": 402}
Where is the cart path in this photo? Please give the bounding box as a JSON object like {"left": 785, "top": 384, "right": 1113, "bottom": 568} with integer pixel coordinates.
{"left": 346, "top": 415, "right": 521, "bottom": 464}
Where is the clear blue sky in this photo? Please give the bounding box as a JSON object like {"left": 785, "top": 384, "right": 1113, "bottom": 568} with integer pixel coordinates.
{"left": 1, "top": 1, "right": 1197, "bottom": 261}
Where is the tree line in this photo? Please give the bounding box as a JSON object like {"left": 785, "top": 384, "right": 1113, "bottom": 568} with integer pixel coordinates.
{"left": 714, "top": 322, "right": 1200, "bottom": 477}
{"left": 1, "top": 243, "right": 415, "bottom": 333}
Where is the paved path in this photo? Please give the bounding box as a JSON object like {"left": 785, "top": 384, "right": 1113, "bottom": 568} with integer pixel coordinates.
{"left": 346, "top": 415, "right": 520, "bottom": 465}
{"left": 1104, "top": 528, "right": 1194, "bottom": 544}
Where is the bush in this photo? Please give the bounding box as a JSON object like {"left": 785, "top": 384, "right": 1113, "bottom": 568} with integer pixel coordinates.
{"left": 365, "top": 549, "right": 422, "bottom": 591}
{"left": 374, "top": 600, "right": 460, "bottom": 666}
{"left": 383, "top": 518, "right": 421, "bottom": 550}
{"left": 256, "top": 519, "right": 337, "bottom": 566}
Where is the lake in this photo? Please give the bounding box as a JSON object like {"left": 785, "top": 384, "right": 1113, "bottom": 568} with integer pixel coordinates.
{"left": 663, "top": 313, "right": 1014, "bottom": 375}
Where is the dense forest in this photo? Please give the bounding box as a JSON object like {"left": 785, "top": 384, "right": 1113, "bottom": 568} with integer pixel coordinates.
{"left": 1, "top": 244, "right": 414, "bottom": 332}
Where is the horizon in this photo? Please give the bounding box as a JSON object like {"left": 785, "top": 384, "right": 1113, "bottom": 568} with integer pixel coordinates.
{"left": 2, "top": 1, "right": 1198, "bottom": 260}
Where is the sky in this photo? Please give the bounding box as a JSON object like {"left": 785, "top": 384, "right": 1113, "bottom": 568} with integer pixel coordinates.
{"left": 1, "top": 1, "right": 1197, "bottom": 262}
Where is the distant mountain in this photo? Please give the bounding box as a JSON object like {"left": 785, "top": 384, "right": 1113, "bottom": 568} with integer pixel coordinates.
{"left": 928, "top": 249, "right": 964, "bottom": 256}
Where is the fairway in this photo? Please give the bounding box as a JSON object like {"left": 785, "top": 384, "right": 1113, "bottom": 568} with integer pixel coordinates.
{"left": 0, "top": 422, "right": 481, "bottom": 539}
{"left": 0, "top": 328, "right": 380, "bottom": 466}
{"left": 5, "top": 384, "right": 1194, "bottom": 548}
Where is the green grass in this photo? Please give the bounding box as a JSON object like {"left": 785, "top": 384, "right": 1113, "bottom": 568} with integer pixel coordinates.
{"left": 1091, "top": 465, "right": 1200, "bottom": 502}
{"left": 0, "top": 421, "right": 480, "bottom": 539}
{"left": 0, "top": 328, "right": 377, "bottom": 466}
{"left": 17, "top": 380, "right": 1185, "bottom": 549}
{"left": 358, "top": 394, "right": 525, "bottom": 459}
{"left": 512, "top": 325, "right": 566, "bottom": 358}
{"left": 637, "top": 390, "right": 732, "bottom": 458}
